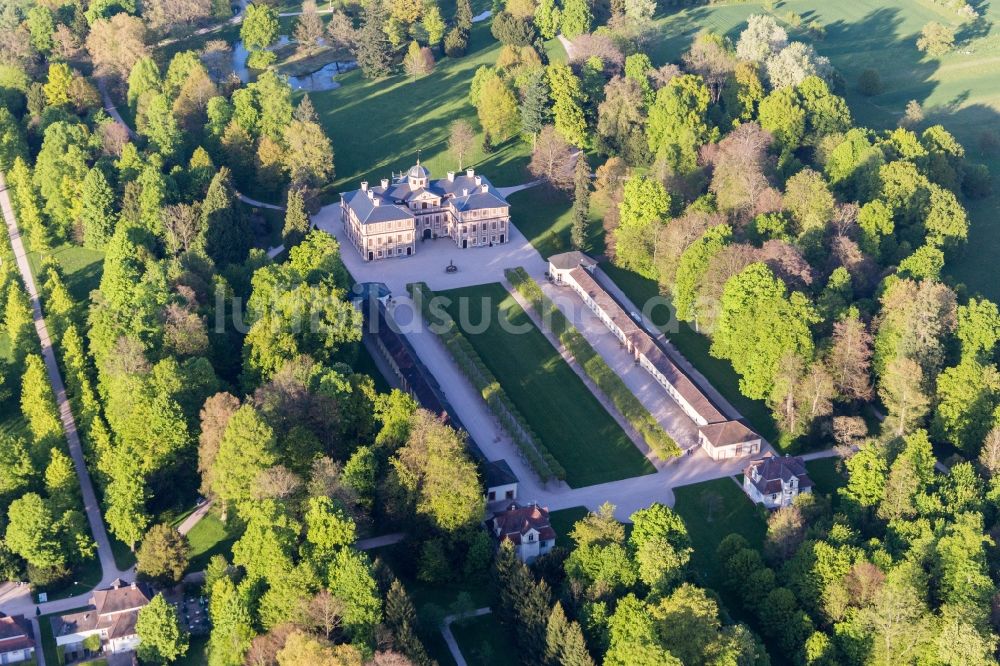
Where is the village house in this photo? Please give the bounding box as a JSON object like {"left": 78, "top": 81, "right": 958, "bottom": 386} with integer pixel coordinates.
{"left": 548, "top": 252, "right": 762, "bottom": 459}
{"left": 340, "top": 162, "right": 511, "bottom": 261}
{"left": 743, "top": 454, "right": 814, "bottom": 508}
{"left": 0, "top": 613, "right": 35, "bottom": 665}
{"left": 52, "top": 579, "right": 151, "bottom": 661}
{"left": 489, "top": 502, "right": 556, "bottom": 563}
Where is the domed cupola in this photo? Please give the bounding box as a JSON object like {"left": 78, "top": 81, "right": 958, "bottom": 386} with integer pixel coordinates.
{"left": 407, "top": 159, "right": 429, "bottom": 188}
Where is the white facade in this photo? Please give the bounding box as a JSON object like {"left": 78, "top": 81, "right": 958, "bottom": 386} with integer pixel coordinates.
{"left": 514, "top": 529, "right": 554, "bottom": 563}
{"left": 486, "top": 481, "right": 517, "bottom": 504}
{"left": 743, "top": 467, "right": 811, "bottom": 509}
{"left": 0, "top": 647, "right": 33, "bottom": 665}
{"left": 342, "top": 167, "right": 510, "bottom": 262}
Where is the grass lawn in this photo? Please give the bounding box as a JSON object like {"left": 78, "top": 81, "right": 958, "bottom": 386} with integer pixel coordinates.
{"left": 506, "top": 186, "right": 606, "bottom": 260}
{"left": 175, "top": 635, "right": 209, "bottom": 666}
{"left": 599, "top": 262, "right": 779, "bottom": 442}
{"left": 111, "top": 536, "right": 137, "bottom": 571}
{"left": 307, "top": 22, "right": 563, "bottom": 203}
{"left": 644, "top": 0, "right": 1000, "bottom": 303}
{"left": 440, "top": 282, "right": 655, "bottom": 487}
{"left": 24, "top": 242, "right": 104, "bottom": 305}
{"left": 35, "top": 556, "right": 102, "bottom": 602}
{"left": 806, "top": 456, "right": 847, "bottom": 512}
{"left": 450, "top": 613, "right": 517, "bottom": 666}
{"left": 374, "top": 543, "right": 495, "bottom": 666}
{"left": 673, "top": 477, "right": 767, "bottom": 590}
{"left": 185, "top": 511, "right": 243, "bottom": 573}
{"left": 548, "top": 506, "right": 589, "bottom": 549}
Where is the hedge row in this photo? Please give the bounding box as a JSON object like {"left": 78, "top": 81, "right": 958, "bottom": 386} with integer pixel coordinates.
{"left": 505, "top": 268, "right": 681, "bottom": 460}
{"left": 408, "top": 282, "right": 566, "bottom": 481}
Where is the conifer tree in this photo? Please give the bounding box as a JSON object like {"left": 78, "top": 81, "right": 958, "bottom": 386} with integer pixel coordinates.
{"left": 282, "top": 188, "right": 311, "bottom": 249}
{"left": 357, "top": 0, "right": 394, "bottom": 78}
{"left": 81, "top": 167, "right": 117, "bottom": 249}
{"left": 384, "top": 579, "right": 432, "bottom": 664}
{"left": 571, "top": 154, "right": 590, "bottom": 249}
{"left": 520, "top": 69, "right": 550, "bottom": 146}
{"left": 201, "top": 168, "right": 252, "bottom": 267}
{"left": 455, "top": 0, "right": 473, "bottom": 31}
{"left": 546, "top": 601, "right": 571, "bottom": 663}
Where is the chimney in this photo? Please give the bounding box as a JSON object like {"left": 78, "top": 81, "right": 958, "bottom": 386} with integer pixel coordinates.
{"left": 447, "top": 171, "right": 455, "bottom": 182}
{"left": 474, "top": 175, "right": 482, "bottom": 186}
{"left": 373, "top": 197, "right": 380, "bottom": 206}
{"left": 481, "top": 184, "right": 488, "bottom": 193}
{"left": 367, "top": 189, "right": 374, "bottom": 200}
{"left": 463, "top": 188, "right": 469, "bottom": 196}
{"left": 381, "top": 178, "right": 389, "bottom": 188}
{"left": 360, "top": 181, "right": 368, "bottom": 192}
{"left": 466, "top": 168, "right": 474, "bottom": 178}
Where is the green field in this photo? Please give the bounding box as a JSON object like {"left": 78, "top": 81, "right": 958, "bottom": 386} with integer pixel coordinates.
{"left": 307, "top": 22, "right": 564, "bottom": 201}
{"left": 185, "top": 511, "right": 243, "bottom": 573}
{"left": 548, "top": 506, "right": 589, "bottom": 549}
{"left": 673, "top": 477, "right": 767, "bottom": 591}
{"left": 441, "top": 282, "right": 655, "bottom": 487}
{"left": 642, "top": 0, "right": 1000, "bottom": 302}
{"left": 507, "top": 186, "right": 606, "bottom": 260}
{"left": 599, "top": 262, "right": 779, "bottom": 442}
{"left": 451, "top": 613, "right": 517, "bottom": 666}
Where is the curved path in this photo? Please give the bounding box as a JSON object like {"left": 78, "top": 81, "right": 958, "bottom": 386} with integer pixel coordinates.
{"left": 0, "top": 174, "right": 131, "bottom": 618}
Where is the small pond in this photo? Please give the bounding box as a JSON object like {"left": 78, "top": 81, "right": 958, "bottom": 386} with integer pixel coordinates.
{"left": 232, "top": 36, "right": 357, "bottom": 91}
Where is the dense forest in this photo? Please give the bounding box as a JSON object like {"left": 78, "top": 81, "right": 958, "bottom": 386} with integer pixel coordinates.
{"left": 1, "top": 0, "right": 1000, "bottom": 664}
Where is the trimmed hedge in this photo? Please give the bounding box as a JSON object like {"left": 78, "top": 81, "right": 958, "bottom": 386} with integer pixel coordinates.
{"left": 506, "top": 268, "right": 680, "bottom": 460}
{"left": 408, "top": 282, "right": 566, "bottom": 481}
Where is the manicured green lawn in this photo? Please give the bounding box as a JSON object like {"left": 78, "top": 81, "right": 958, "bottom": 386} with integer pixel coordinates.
{"left": 806, "top": 456, "right": 847, "bottom": 511}
{"left": 308, "top": 23, "right": 563, "bottom": 202}
{"left": 599, "top": 262, "right": 778, "bottom": 442}
{"left": 646, "top": 0, "right": 1000, "bottom": 303}
{"left": 506, "top": 186, "right": 605, "bottom": 260}
{"left": 185, "top": 511, "right": 243, "bottom": 573}
{"left": 451, "top": 613, "right": 517, "bottom": 666}
{"left": 548, "top": 506, "right": 588, "bottom": 549}
{"left": 441, "top": 282, "right": 655, "bottom": 487}
{"left": 25, "top": 242, "right": 105, "bottom": 303}
{"left": 673, "top": 477, "right": 767, "bottom": 590}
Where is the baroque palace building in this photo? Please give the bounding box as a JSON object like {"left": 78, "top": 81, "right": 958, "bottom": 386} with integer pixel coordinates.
{"left": 340, "top": 161, "right": 511, "bottom": 261}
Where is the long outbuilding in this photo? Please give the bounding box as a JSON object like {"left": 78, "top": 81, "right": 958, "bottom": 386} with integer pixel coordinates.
{"left": 548, "top": 252, "right": 762, "bottom": 460}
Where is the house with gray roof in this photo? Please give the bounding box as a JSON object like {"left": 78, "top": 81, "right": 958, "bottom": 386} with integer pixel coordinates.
{"left": 52, "top": 579, "right": 152, "bottom": 661}
{"left": 340, "top": 162, "right": 511, "bottom": 261}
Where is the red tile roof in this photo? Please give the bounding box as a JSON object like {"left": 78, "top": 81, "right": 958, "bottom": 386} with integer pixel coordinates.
{"left": 0, "top": 614, "right": 33, "bottom": 653}
{"left": 491, "top": 503, "right": 555, "bottom": 545}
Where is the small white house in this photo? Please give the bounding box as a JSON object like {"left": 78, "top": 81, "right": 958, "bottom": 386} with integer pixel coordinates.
{"left": 0, "top": 614, "right": 35, "bottom": 664}
{"left": 699, "top": 421, "right": 763, "bottom": 460}
{"left": 489, "top": 502, "right": 556, "bottom": 563}
{"left": 743, "top": 454, "right": 814, "bottom": 509}
{"left": 484, "top": 459, "right": 518, "bottom": 507}
{"left": 53, "top": 579, "right": 151, "bottom": 660}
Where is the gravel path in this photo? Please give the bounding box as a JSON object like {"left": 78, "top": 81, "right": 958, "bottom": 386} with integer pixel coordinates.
{"left": 0, "top": 173, "right": 131, "bottom": 617}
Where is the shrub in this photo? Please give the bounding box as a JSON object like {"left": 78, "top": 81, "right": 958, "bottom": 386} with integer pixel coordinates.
{"left": 857, "top": 68, "right": 883, "bottom": 96}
